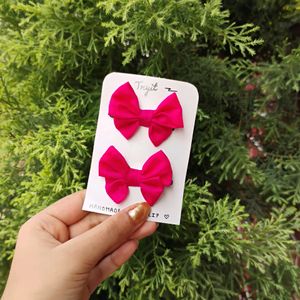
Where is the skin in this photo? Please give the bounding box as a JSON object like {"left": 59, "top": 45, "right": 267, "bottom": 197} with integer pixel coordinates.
{"left": 1, "top": 190, "right": 157, "bottom": 300}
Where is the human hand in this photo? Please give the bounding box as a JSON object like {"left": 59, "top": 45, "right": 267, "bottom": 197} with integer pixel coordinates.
{"left": 1, "top": 190, "right": 157, "bottom": 300}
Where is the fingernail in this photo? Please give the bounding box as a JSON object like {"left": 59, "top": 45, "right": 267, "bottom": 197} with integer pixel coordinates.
{"left": 128, "top": 203, "right": 150, "bottom": 224}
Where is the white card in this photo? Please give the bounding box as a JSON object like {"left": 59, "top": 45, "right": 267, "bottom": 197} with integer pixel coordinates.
{"left": 83, "top": 72, "right": 198, "bottom": 225}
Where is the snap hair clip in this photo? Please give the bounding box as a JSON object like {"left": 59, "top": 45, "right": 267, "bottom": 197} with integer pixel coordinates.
{"left": 99, "top": 146, "right": 173, "bottom": 206}
{"left": 108, "top": 82, "right": 184, "bottom": 146}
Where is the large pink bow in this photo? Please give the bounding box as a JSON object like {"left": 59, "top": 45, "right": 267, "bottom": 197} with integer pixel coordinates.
{"left": 109, "top": 82, "right": 184, "bottom": 146}
{"left": 98, "top": 146, "right": 172, "bottom": 206}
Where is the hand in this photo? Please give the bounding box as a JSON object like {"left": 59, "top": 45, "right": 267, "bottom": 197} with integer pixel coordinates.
{"left": 1, "top": 190, "right": 157, "bottom": 300}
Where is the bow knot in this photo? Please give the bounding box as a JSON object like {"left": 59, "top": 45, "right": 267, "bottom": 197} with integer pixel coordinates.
{"left": 139, "top": 109, "right": 154, "bottom": 127}
{"left": 99, "top": 146, "right": 172, "bottom": 206}
{"left": 109, "top": 82, "right": 184, "bottom": 146}
{"left": 125, "top": 168, "right": 142, "bottom": 186}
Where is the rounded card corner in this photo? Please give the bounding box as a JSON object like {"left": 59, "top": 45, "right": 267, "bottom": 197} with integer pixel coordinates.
{"left": 103, "top": 72, "right": 119, "bottom": 85}
{"left": 185, "top": 82, "right": 199, "bottom": 98}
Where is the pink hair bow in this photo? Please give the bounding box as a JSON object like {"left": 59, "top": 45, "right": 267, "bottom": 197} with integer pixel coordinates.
{"left": 109, "top": 82, "right": 184, "bottom": 146}
{"left": 98, "top": 146, "right": 172, "bottom": 206}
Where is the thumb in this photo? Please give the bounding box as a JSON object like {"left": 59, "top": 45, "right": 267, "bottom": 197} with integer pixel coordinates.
{"left": 59, "top": 202, "right": 150, "bottom": 269}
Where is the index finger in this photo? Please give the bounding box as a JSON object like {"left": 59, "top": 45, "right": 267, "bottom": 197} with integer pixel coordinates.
{"left": 60, "top": 202, "right": 150, "bottom": 268}
{"left": 42, "top": 190, "right": 88, "bottom": 226}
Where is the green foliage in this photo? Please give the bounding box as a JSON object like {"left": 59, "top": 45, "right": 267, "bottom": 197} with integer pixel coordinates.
{"left": 95, "top": 182, "right": 300, "bottom": 299}
{"left": 1, "top": 0, "right": 300, "bottom": 298}
{"left": 223, "top": 0, "right": 300, "bottom": 55}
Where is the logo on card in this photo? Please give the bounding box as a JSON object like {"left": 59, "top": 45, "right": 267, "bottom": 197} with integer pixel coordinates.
{"left": 135, "top": 81, "right": 158, "bottom": 96}
{"left": 164, "top": 214, "right": 170, "bottom": 219}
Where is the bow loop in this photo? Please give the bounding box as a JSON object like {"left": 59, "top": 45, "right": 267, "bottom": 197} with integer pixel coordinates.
{"left": 98, "top": 146, "right": 172, "bottom": 206}
{"left": 98, "top": 146, "right": 130, "bottom": 179}
{"left": 142, "top": 150, "right": 172, "bottom": 186}
{"left": 152, "top": 93, "right": 184, "bottom": 128}
{"left": 109, "top": 82, "right": 140, "bottom": 139}
{"left": 98, "top": 146, "right": 131, "bottom": 203}
{"left": 109, "top": 82, "right": 184, "bottom": 146}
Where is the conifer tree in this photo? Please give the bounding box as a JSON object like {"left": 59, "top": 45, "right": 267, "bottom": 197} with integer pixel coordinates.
{"left": 1, "top": 0, "right": 300, "bottom": 299}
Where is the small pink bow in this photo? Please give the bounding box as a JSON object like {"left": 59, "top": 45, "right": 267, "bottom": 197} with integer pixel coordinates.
{"left": 109, "top": 82, "right": 184, "bottom": 146}
{"left": 98, "top": 146, "right": 172, "bottom": 206}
